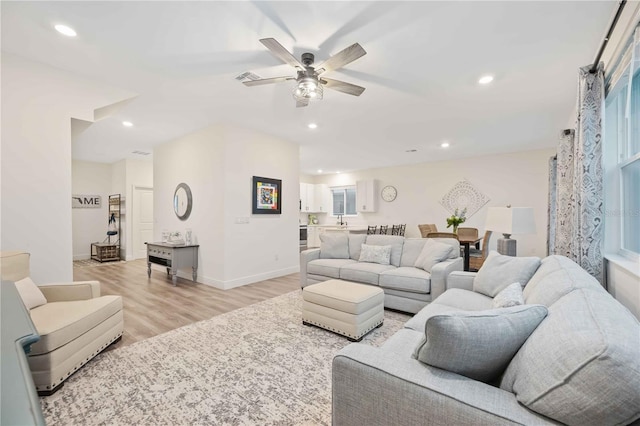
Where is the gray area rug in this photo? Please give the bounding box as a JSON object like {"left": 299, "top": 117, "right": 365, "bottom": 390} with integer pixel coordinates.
{"left": 41, "top": 290, "right": 410, "bottom": 425}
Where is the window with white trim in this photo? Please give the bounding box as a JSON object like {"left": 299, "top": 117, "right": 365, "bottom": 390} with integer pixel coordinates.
{"left": 604, "top": 25, "right": 640, "bottom": 259}
{"left": 331, "top": 186, "right": 357, "bottom": 216}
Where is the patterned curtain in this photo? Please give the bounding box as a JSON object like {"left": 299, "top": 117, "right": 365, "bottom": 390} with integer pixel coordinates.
{"left": 549, "top": 63, "right": 604, "bottom": 283}
{"left": 547, "top": 155, "right": 557, "bottom": 256}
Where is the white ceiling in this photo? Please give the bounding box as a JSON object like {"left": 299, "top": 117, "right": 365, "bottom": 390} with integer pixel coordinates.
{"left": 1, "top": 1, "right": 615, "bottom": 175}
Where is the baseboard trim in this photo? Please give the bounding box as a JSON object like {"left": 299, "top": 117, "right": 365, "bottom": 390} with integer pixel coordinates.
{"left": 73, "top": 254, "right": 91, "bottom": 261}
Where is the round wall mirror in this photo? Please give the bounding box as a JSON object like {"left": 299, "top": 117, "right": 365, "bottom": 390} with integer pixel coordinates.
{"left": 174, "top": 183, "right": 192, "bottom": 221}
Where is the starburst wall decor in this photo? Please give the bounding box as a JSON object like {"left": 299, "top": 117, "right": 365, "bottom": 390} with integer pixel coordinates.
{"left": 440, "top": 179, "right": 490, "bottom": 219}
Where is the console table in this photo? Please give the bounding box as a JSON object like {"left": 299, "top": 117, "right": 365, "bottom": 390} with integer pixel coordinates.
{"left": 145, "top": 242, "right": 199, "bottom": 286}
{"left": 1, "top": 281, "right": 45, "bottom": 425}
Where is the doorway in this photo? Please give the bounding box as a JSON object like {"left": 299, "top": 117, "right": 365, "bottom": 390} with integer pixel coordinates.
{"left": 133, "top": 186, "right": 153, "bottom": 259}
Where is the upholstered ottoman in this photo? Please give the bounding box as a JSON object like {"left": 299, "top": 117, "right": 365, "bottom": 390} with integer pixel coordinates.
{"left": 302, "top": 279, "right": 384, "bottom": 341}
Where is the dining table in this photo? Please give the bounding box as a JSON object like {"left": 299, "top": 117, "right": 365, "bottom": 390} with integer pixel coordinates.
{"left": 457, "top": 236, "right": 482, "bottom": 272}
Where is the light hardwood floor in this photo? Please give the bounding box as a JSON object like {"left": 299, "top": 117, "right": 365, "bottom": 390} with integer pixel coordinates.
{"left": 74, "top": 259, "right": 300, "bottom": 349}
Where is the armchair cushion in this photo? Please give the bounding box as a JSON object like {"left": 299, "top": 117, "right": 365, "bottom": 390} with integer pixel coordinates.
{"left": 29, "top": 295, "right": 122, "bottom": 355}
{"left": 15, "top": 277, "right": 47, "bottom": 310}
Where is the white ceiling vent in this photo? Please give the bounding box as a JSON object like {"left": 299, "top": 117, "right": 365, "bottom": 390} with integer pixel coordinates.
{"left": 132, "top": 150, "right": 151, "bottom": 156}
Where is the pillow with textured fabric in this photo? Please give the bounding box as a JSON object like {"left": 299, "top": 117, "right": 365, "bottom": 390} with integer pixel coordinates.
{"left": 473, "top": 251, "right": 541, "bottom": 297}
{"left": 319, "top": 232, "right": 349, "bottom": 259}
{"left": 14, "top": 277, "right": 47, "bottom": 310}
{"left": 493, "top": 282, "right": 524, "bottom": 308}
{"left": 414, "top": 239, "right": 454, "bottom": 272}
{"left": 413, "top": 304, "right": 548, "bottom": 383}
{"left": 359, "top": 244, "right": 392, "bottom": 265}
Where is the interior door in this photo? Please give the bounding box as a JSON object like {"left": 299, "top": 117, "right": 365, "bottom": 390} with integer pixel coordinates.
{"left": 133, "top": 186, "right": 154, "bottom": 259}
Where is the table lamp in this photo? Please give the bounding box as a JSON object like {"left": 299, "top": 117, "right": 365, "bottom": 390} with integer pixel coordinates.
{"left": 484, "top": 206, "right": 536, "bottom": 256}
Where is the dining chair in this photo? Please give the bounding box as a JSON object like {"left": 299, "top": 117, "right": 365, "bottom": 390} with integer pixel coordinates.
{"left": 367, "top": 225, "right": 378, "bottom": 235}
{"left": 426, "top": 232, "right": 459, "bottom": 240}
{"left": 418, "top": 224, "right": 438, "bottom": 238}
{"left": 469, "top": 230, "right": 492, "bottom": 271}
{"left": 391, "top": 224, "right": 406, "bottom": 236}
{"left": 379, "top": 225, "right": 389, "bottom": 235}
{"left": 457, "top": 227, "right": 479, "bottom": 241}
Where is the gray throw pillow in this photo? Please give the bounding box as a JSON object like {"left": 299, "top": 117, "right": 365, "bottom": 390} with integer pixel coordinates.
{"left": 414, "top": 239, "right": 454, "bottom": 272}
{"left": 473, "top": 251, "right": 541, "bottom": 297}
{"left": 413, "top": 304, "right": 548, "bottom": 383}
{"left": 348, "top": 234, "right": 367, "bottom": 260}
{"left": 319, "top": 232, "right": 349, "bottom": 259}
{"left": 492, "top": 282, "right": 524, "bottom": 308}
{"left": 358, "top": 244, "right": 392, "bottom": 265}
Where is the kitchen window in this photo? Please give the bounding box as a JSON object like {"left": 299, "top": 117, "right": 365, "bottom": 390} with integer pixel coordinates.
{"left": 604, "top": 24, "right": 640, "bottom": 260}
{"left": 331, "top": 186, "right": 357, "bottom": 216}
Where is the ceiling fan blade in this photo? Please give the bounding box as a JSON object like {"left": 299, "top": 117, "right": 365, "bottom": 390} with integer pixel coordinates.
{"left": 260, "top": 38, "right": 305, "bottom": 70}
{"left": 321, "top": 78, "right": 366, "bottom": 96}
{"left": 296, "top": 99, "right": 309, "bottom": 108}
{"left": 243, "top": 77, "right": 294, "bottom": 87}
{"left": 316, "top": 43, "right": 366, "bottom": 74}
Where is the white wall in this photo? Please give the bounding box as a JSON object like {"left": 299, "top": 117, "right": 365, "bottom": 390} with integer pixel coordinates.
{"left": 312, "top": 148, "right": 555, "bottom": 257}
{"left": 606, "top": 258, "right": 640, "bottom": 320}
{"left": 1, "top": 53, "right": 134, "bottom": 282}
{"left": 72, "top": 161, "right": 113, "bottom": 260}
{"left": 154, "top": 124, "right": 299, "bottom": 289}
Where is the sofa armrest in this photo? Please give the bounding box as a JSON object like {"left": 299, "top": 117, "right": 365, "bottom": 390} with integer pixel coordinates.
{"left": 447, "top": 271, "right": 477, "bottom": 291}
{"left": 429, "top": 258, "right": 463, "bottom": 300}
{"left": 38, "top": 281, "right": 100, "bottom": 302}
{"left": 300, "top": 248, "right": 321, "bottom": 288}
{"left": 333, "top": 344, "right": 556, "bottom": 426}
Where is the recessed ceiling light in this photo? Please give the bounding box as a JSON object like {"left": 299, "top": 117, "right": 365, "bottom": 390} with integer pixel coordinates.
{"left": 336, "top": 171, "right": 341, "bottom": 174}
{"left": 478, "top": 75, "right": 494, "bottom": 85}
{"left": 317, "top": 169, "right": 323, "bottom": 173}
{"left": 308, "top": 123, "right": 318, "bottom": 129}
{"left": 405, "top": 149, "right": 417, "bottom": 153}
{"left": 54, "top": 24, "right": 77, "bottom": 37}
{"left": 441, "top": 142, "right": 450, "bottom": 148}
{"left": 122, "top": 121, "right": 133, "bottom": 127}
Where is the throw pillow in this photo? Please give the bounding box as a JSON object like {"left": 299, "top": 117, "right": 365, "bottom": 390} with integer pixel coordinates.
{"left": 414, "top": 239, "right": 454, "bottom": 272}
{"left": 492, "top": 282, "right": 524, "bottom": 308}
{"left": 319, "top": 232, "right": 349, "bottom": 259}
{"left": 359, "top": 244, "right": 392, "bottom": 265}
{"left": 14, "top": 277, "right": 47, "bottom": 310}
{"left": 473, "top": 251, "right": 541, "bottom": 297}
{"left": 413, "top": 304, "right": 548, "bottom": 383}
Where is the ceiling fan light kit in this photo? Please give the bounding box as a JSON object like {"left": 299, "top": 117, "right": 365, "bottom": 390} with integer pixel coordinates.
{"left": 242, "top": 38, "right": 367, "bottom": 108}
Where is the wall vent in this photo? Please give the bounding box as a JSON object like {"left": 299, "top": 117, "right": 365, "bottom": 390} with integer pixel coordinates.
{"left": 132, "top": 150, "right": 151, "bottom": 156}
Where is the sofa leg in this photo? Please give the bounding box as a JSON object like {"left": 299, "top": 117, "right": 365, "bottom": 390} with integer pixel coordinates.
{"left": 38, "top": 382, "right": 64, "bottom": 396}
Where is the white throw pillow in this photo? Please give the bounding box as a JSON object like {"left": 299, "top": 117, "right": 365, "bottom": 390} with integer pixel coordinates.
{"left": 14, "top": 277, "right": 47, "bottom": 310}
{"left": 493, "top": 282, "right": 525, "bottom": 308}
{"left": 414, "top": 239, "right": 454, "bottom": 272}
{"left": 413, "top": 304, "right": 548, "bottom": 383}
{"left": 358, "top": 244, "right": 392, "bottom": 265}
{"left": 473, "top": 251, "right": 541, "bottom": 297}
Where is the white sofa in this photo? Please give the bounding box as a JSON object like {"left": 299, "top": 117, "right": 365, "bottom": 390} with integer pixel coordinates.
{"left": 300, "top": 234, "right": 463, "bottom": 313}
{"left": 0, "top": 251, "right": 124, "bottom": 395}
{"left": 332, "top": 254, "right": 640, "bottom": 425}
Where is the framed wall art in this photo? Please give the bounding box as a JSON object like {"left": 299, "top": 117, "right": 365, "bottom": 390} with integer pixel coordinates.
{"left": 252, "top": 176, "right": 282, "bottom": 215}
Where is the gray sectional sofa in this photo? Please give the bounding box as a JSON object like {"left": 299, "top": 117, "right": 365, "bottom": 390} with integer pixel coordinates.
{"left": 300, "top": 234, "right": 463, "bottom": 314}
{"left": 332, "top": 254, "right": 640, "bottom": 425}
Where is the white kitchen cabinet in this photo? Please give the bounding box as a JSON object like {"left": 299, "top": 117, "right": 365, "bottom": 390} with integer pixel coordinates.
{"left": 300, "top": 183, "right": 330, "bottom": 213}
{"left": 356, "top": 179, "right": 378, "bottom": 213}
{"left": 307, "top": 226, "right": 320, "bottom": 248}
{"left": 314, "top": 184, "right": 330, "bottom": 213}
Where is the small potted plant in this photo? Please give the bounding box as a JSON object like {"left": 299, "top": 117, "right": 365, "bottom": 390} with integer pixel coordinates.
{"left": 446, "top": 208, "right": 467, "bottom": 234}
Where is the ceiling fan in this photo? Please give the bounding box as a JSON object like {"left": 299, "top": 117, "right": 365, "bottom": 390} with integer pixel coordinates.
{"left": 242, "top": 38, "right": 367, "bottom": 108}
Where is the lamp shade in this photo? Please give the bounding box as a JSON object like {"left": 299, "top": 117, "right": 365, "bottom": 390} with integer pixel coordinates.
{"left": 485, "top": 207, "right": 536, "bottom": 236}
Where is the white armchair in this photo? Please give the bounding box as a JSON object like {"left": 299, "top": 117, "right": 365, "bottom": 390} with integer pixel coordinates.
{"left": 0, "top": 251, "right": 123, "bottom": 395}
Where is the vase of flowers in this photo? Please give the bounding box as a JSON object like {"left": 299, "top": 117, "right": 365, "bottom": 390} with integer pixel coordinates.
{"left": 446, "top": 208, "right": 467, "bottom": 234}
